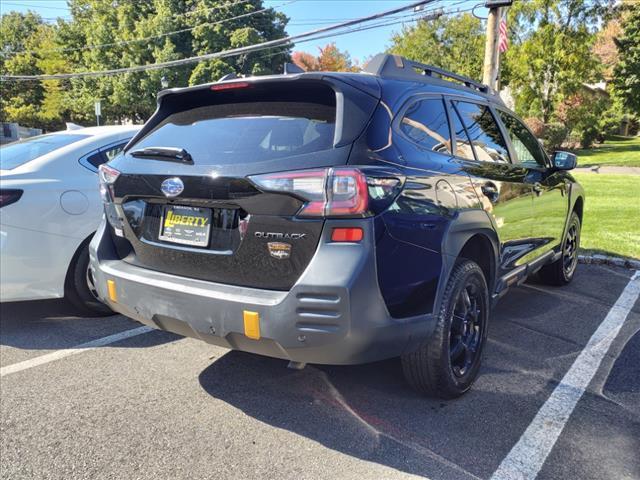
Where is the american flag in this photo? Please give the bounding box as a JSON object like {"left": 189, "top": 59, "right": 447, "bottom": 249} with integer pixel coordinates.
{"left": 499, "top": 17, "right": 508, "bottom": 53}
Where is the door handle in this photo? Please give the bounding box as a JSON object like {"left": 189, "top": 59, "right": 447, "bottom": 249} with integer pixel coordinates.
{"left": 533, "top": 182, "right": 543, "bottom": 195}
{"left": 481, "top": 182, "right": 499, "bottom": 203}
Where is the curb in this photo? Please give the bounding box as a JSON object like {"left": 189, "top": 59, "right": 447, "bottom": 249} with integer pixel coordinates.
{"left": 578, "top": 254, "right": 640, "bottom": 270}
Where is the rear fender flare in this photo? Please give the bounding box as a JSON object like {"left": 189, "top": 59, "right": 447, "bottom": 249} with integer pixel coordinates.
{"left": 434, "top": 210, "right": 499, "bottom": 316}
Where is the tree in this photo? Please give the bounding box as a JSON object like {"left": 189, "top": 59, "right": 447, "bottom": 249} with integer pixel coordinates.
{"left": 0, "top": 12, "right": 46, "bottom": 124}
{"left": 291, "top": 51, "right": 318, "bottom": 71}
{"left": 388, "top": 13, "right": 485, "bottom": 80}
{"left": 2, "top": 0, "right": 291, "bottom": 128}
{"left": 612, "top": 4, "right": 640, "bottom": 115}
{"left": 593, "top": 18, "right": 622, "bottom": 80}
{"left": 292, "top": 43, "right": 358, "bottom": 72}
{"left": 504, "top": 0, "right": 605, "bottom": 122}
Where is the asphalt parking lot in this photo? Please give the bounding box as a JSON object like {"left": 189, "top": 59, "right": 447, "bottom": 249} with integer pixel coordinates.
{"left": 1, "top": 264, "right": 638, "bottom": 480}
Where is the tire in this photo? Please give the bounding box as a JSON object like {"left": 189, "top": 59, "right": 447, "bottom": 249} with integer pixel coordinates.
{"left": 65, "top": 242, "right": 113, "bottom": 317}
{"left": 538, "top": 211, "right": 580, "bottom": 286}
{"left": 401, "top": 259, "right": 489, "bottom": 399}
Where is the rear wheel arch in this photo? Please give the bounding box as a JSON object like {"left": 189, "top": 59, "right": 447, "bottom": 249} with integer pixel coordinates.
{"left": 443, "top": 218, "right": 499, "bottom": 290}
{"left": 572, "top": 196, "right": 584, "bottom": 224}
{"left": 457, "top": 233, "right": 497, "bottom": 290}
{"left": 435, "top": 219, "right": 499, "bottom": 317}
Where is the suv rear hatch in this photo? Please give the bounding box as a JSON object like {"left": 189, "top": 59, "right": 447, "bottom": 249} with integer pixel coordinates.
{"left": 104, "top": 75, "right": 380, "bottom": 290}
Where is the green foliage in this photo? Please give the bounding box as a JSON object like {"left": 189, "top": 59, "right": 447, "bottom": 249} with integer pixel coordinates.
{"left": 612, "top": 4, "right": 640, "bottom": 115}
{"left": 543, "top": 122, "right": 569, "bottom": 151}
{"left": 1, "top": 0, "right": 290, "bottom": 129}
{"left": 388, "top": 13, "right": 485, "bottom": 80}
{"left": 0, "top": 12, "right": 45, "bottom": 124}
{"left": 594, "top": 100, "right": 625, "bottom": 138}
{"left": 504, "top": 0, "right": 604, "bottom": 122}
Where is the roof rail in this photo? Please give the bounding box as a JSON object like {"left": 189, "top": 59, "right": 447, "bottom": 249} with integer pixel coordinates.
{"left": 363, "top": 54, "right": 493, "bottom": 95}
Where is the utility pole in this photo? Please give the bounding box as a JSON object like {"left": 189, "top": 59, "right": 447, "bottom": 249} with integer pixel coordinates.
{"left": 482, "top": 0, "right": 512, "bottom": 90}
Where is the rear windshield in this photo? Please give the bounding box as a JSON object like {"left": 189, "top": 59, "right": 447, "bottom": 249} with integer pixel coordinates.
{"left": 131, "top": 84, "right": 336, "bottom": 164}
{"left": 0, "top": 133, "right": 89, "bottom": 170}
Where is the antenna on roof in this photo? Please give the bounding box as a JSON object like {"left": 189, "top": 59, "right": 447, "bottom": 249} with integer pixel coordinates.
{"left": 283, "top": 62, "right": 305, "bottom": 75}
{"left": 218, "top": 72, "right": 238, "bottom": 81}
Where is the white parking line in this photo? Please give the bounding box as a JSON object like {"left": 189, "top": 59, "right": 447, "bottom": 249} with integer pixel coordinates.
{"left": 491, "top": 271, "right": 640, "bottom": 480}
{"left": 0, "top": 326, "right": 153, "bottom": 378}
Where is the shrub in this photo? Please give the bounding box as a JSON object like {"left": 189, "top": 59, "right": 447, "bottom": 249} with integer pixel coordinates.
{"left": 579, "top": 126, "right": 600, "bottom": 149}
{"left": 543, "top": 122, "right": 569, "bottom": 151}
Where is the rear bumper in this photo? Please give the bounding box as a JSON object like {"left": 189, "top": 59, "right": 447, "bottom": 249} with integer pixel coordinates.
{"left": 90, "top": 219, "right": 435, "bottom": 365}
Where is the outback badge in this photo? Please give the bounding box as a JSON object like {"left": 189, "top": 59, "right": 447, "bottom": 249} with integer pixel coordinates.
{"left": 267, "top": 242, "right": 291, "bottom": 260}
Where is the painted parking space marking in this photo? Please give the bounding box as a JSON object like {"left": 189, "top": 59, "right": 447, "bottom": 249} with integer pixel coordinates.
{"left": 0, "top": 326, "right": 153, "bottom": 378}
{"left": 491, "top": 271, "right": 640, "bottom": 480}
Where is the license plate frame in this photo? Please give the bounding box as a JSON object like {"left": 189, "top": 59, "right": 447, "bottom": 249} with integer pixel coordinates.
{"left": 158, "top": 205, "right": 212, "bottom": 247}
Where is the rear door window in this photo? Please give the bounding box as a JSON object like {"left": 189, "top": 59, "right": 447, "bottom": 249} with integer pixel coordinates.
{"left": 131, "top": 85, "right": 336, "bottom": 165}
{"left": 452, "top": 101, "right": 510, "bottom": 163}
{"left": 399, "top": 98, "right": 453, "bottom": 155}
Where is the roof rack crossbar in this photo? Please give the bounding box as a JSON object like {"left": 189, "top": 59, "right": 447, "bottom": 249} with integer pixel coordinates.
{"left": 409, "top": 60, "right": 490, "bottom": 93}
{"left": 363, "top": 54, "right": 492, "bottom": 95}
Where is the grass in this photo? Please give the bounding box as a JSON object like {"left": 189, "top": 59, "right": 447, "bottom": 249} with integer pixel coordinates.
{"left": 574, "top": 172, "right": 640, "bottom": 260}
{"left": 575, "top": 135, "right": 640, "bottom": 167}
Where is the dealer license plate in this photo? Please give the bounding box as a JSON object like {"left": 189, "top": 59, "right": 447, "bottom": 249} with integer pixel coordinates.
{"left": 158, "top": 205, "right": 212, "bottom": 247}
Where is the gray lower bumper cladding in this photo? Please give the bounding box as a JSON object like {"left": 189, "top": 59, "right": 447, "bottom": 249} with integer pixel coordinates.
{"left": 89, "top": 220, "right": 434, "bottom": 365}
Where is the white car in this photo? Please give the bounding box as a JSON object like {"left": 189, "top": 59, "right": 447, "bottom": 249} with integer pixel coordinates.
{"left": 0, "top": 125, "right": 141, "bottom": 315}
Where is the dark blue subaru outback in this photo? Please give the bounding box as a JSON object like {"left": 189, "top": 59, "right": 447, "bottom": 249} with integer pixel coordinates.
{"left": 91, "top": 54, "right": 584, "bottom": 398}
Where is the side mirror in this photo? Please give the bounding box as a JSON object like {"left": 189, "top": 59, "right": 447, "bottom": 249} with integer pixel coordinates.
{"left": 552, "top": 151, "right": 577, "bottom": 170}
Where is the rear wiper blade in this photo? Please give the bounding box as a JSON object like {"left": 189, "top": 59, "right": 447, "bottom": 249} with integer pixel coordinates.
{"left": 129, "top": 147, "right": 193, "bottom": 164}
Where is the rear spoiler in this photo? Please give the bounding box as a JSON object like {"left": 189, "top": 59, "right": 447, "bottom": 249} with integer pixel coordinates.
{"left": 124, "top": 73, "right": 382, "bottom": 152}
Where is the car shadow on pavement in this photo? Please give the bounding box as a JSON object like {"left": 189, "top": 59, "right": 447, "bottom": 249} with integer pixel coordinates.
{"left": 196, "top": 266, "right": 638, "bottom": 480}
{"left": 197, "top": 348, "right": 554, "bottom": 480}
{"left": 0, "top": 299, "right": 178, "bottom": 351}
{"left": 199, "top": 352, "right": 476, "bottom": 479}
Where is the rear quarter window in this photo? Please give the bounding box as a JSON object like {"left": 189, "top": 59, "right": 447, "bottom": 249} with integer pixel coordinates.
{"left": 399, "top": 98, "right": 453, "bottom": 156}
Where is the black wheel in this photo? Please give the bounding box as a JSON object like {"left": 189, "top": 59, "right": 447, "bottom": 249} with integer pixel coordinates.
{"left": 538, "top": 212, "right": 580, "bottom": 286}
{"left": 401, "top": 259, "right": 489, "bottom": 398}
{"left": 65, "top": 242, "right": 113, "bottom": 317}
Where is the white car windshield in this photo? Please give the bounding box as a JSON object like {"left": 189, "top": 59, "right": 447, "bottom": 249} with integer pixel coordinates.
{"left": 0, "top": 133, "right": 89, "bottom": 170}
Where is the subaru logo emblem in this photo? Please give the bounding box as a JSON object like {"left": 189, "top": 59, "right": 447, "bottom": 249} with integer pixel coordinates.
{"left": 160, "top": 177, "right": 184, "bottom": 197}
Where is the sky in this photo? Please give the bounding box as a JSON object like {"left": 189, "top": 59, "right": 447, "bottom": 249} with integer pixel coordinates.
{"left": 0, "top": 0, "right": 487, "bottom": 61}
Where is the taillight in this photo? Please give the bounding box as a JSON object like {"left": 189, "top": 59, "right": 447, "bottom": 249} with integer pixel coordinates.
{"left": 0, "top": 189, "right": 23, "bottom": 208}
{"left": 98, "top": 164, "right": 120, "bottom": 204}
{"left": 249, "top": 168, "right": 369, "bottom": 218}
{"left": 98, "top": 164, "right": 124, "bottom": 235}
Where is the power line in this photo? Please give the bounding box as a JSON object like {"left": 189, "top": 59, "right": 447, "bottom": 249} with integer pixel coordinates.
{"left": 7, "top": 0, "right": 254, "bottom": 22}
{"left": 0, "top": 0, "right": 446, "bottom": 81}
{"left": 3, "top": 2, "right": 472, "bottom": 81}
{"left": 1, "top": 2, "right": 70, "bottom": 11}
{"left": 1, "top": 0, "right": 295, "bottom": 57}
